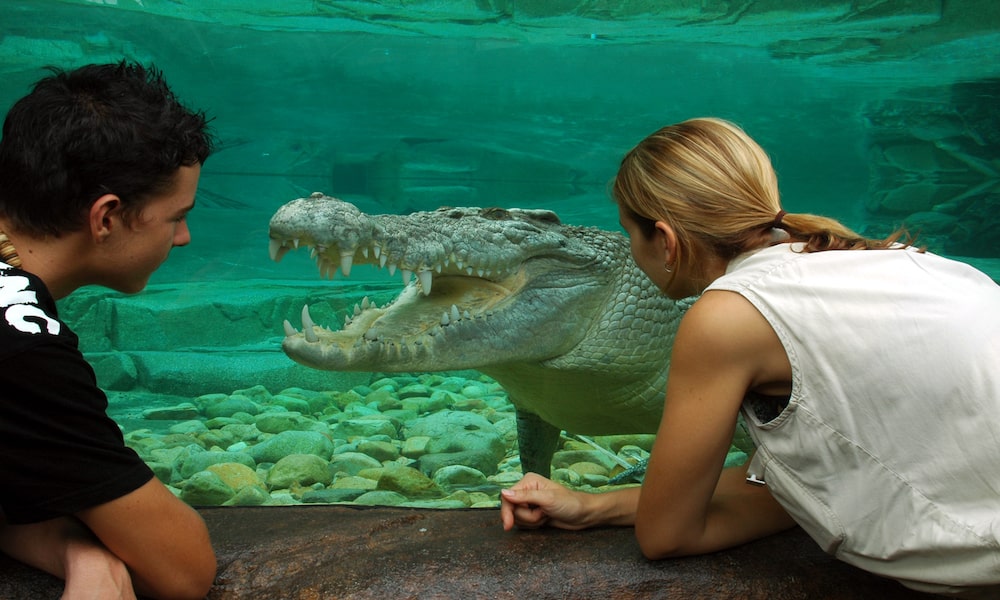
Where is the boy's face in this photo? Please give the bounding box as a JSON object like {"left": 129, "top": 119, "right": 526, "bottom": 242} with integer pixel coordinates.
{"left": 102, "top": 164, "right": 199, "bottom": 293}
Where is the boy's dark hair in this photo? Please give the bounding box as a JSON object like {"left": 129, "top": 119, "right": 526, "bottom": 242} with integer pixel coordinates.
{"left": 0, "top": 60, "right": 213, "bottom": 237}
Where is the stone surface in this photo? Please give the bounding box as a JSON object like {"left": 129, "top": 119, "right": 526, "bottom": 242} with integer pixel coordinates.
{"left": 246, "top": 430, "right": 335, "bottom": 464}
{"left": 265, "top": 454, "right": 334, "bottom": 489}
{"left": 180, "top": 451, "right": 255, "bottom": 479}
{"left": 0, "top": 507, "right": 938, "bottom": 599}
{"left": 179, "top": 471, "right": 235, "bottom": 506}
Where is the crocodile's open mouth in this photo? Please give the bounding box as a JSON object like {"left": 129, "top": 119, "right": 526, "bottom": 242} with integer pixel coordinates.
{"left": 269, "top": 235, "right": 528, "bottom": 345}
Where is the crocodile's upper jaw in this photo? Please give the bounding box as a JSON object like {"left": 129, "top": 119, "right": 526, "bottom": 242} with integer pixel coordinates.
{"left": 271, "top": 235, "right": 600, "bottom": 372}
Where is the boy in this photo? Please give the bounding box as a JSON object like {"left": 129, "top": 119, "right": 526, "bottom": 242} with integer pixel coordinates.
{"left": 0, "top": 61, "right": 216, "bottom": 599}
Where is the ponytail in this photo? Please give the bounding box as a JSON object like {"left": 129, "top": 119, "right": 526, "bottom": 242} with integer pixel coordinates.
{"left": 775, "top": 212, "right": 920, "bottom": 252}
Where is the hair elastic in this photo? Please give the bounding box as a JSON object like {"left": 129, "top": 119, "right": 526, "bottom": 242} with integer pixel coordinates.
{"left": 772, "top": 210, "right": 787, "bottom": 229}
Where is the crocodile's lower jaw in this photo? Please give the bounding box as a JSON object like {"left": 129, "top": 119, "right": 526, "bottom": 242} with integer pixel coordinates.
{"left": 283, "top": 268, "right": 528, "bottom": 353}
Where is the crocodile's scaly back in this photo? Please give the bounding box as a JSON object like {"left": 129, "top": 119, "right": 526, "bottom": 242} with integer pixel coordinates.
{"left": 269, "top": 193, "right": 691, "bottom": 475}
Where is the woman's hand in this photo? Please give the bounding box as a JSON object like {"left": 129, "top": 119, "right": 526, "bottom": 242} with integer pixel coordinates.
{"left": 501, "top": 472, "right": 644, "bottom": 531}
{"left": 500, "top": 472, "right": 590, "bottom": 531}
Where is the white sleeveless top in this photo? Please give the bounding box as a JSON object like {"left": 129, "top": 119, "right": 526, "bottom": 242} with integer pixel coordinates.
{"left": 706, "top": 243, "right": 1000, "bottom": 596}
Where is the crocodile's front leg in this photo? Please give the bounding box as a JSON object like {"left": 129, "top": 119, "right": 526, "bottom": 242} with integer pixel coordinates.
{"left": 515, "top": 408, "right": 562, "bottom": 477}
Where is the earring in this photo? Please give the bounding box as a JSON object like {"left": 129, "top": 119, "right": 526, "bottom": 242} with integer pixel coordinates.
{"left": 663, "top": 263, "right": 673, "bottom": 274}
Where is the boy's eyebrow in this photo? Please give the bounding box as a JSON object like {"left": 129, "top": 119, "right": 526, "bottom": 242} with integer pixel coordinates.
{"left": 175, "top": 199, "right": 196, "bottom": 217}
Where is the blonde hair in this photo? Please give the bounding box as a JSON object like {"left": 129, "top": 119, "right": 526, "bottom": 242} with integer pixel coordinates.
{"left": 613, "top": 118, "right": 912, "bottom": 280}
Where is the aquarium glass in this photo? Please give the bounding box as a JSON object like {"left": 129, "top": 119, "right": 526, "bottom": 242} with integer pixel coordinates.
{"left": 2, "top": 0, "right": 998, "bottom": 509}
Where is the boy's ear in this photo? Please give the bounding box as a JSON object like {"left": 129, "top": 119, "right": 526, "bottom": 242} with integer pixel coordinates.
{"left": 89, "top": 194, "right": 121, "bottom": 241}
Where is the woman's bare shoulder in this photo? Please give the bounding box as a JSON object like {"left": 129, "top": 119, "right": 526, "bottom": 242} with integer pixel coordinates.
{"left": 674, "top": 290, "right": 790, "bottom": 390}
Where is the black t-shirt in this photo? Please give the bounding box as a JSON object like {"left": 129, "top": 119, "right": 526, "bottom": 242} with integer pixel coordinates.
{"left": 0, "top": 264, "right": 152, "bottom": 524}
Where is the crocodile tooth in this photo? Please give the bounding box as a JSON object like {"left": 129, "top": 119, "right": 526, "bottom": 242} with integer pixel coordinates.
{"left": 361, "top": 247, "right": 369, "bottom": 258}
{"left": 402, "top": 269, "right": 413, "bottom": 286}
{"left": 440, "top": 311, "right": 450, "bottom": 326}
{"left": 310, "top": 248, "right": 319, "bottom": 260}
{"left": 344, "top": 315, "right": 352, "bottom": 327}
{"left": 364, "top": 328, "right": 379, "bottom": 341}
{"left": 292, "top": 238, "right": 300, "bottom": 249}
{"left": 269, "top": 239, "right": 288, "bottom": 262}
{"left": 301, "top": 305, "right": 319, "bottom": 343}
{"left": 373, "top": 245, "right": 381, "bottom": 259}
{"left": 418, "top": 270, "right": 433, "bottom": 296}
{"left": 353, "top": 304, "right": 362, "bottom": 317}
{"left": 379, "top": 253, "right": 388, "bottom": 268}
{"left": 450, "top": 304, "right": 460, "bottom": 322}
{"left": 319, "top": 258, "right": 335, "bottom": 279}
{"left": 283, "top": 320, "right": 296, "bottom": 336}
{"left": 361, "top": 297, "right": 371, "bottom": 310}
{"left": 462, "top": 310, "right": 471, "bottom": 320}
{"left": 387, "top": 263, "right": 397, "bottom": 276}
{"left": 340, "top": 252, "right": 354, "bottom": 277}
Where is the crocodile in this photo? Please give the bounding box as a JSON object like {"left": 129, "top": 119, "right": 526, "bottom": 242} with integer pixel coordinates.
{"left": 268, "top": 193, "right": 691, "bottom": 476}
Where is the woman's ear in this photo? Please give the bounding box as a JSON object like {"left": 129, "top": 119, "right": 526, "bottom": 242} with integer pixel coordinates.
{"left": 89, "top": 194, "right": 121, "bottom": 241}
{"left": 653, "top": 220, "right": 677, "bottom": 265}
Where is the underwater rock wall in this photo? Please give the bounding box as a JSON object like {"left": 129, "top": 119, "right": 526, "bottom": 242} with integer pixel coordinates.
{"left": 5, "top": 1, "right": 999, "bottom": 265}
{"left": 8, "top": 1, "right": 1000, "bottom": 68}
{"left": 864, "top": 78, "right": 1000, "bottom": 257}
{"left": 57, "top": 280, "right": 380, "bottom": 397}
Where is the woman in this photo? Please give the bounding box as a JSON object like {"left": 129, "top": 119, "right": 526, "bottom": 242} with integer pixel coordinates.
{"left": 500, "top": 118, "right": 1000, "bottom": 598}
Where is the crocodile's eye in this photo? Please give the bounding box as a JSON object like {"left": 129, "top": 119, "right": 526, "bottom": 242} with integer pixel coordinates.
{"left": 531, "top": 211, "right": 561, "bottom": 225}
{"left": 482, "top": 207, "right": 511, "bottom": 220}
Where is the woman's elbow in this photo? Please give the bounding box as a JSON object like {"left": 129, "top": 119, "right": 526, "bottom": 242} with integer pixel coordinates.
{"left": 634, "top": 521, "right": 693, "bottom": 560}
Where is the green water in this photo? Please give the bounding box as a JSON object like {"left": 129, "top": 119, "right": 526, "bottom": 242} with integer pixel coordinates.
{"left": 2, "top": 1, "right": 998, "bottom": 506}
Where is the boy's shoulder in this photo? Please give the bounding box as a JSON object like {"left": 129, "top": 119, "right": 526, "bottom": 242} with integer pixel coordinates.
{"left": 0, "top": 266, "right": 67, "bottom": 356}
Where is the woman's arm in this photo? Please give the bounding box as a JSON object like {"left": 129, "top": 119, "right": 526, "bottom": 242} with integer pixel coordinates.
{"left": 634, "top": 290, "right": 795, "bottom": 557}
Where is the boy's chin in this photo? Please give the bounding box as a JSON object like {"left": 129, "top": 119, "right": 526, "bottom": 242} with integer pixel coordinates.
{"left": 108, "top": 278, "right": 151, "bottom": 295}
